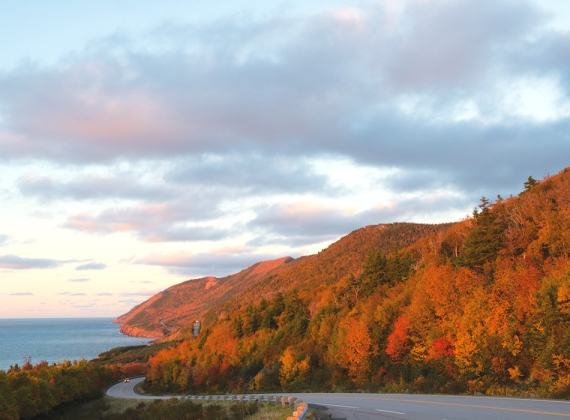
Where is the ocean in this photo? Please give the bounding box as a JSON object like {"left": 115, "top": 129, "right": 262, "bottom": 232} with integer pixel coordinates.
{"left": 0, "top": 318, "right": 152, "bottom": 371}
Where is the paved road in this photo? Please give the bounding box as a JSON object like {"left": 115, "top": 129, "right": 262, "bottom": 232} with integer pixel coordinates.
{"left": 107, "top": 377, "right": 171, "bottom": 400}
{"left": 108, "top": 378, "right": 570, "bottom": 419}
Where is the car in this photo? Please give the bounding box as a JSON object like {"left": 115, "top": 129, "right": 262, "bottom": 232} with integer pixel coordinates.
{"left": 124, "top": 379, "right": 130, "bottom": 383}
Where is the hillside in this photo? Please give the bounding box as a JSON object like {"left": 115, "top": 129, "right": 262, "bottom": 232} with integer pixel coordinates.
{"left": 200, "top": 222, "right": 453, "bottom": 327}
{"left": 115, "top": 256, "right": 297, "bottom": 339}
{"left": 140, "top": 167, "right": 570, "bottom": 398}
{"left": 117, "top": 222, "right": 451, "bottom": 339}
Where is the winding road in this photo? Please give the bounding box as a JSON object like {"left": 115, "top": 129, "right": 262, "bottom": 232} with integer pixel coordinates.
{"left": 107, "top": 377, "right": 570, "bottom": 419}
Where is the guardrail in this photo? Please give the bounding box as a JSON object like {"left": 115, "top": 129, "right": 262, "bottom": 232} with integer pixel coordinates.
{"left": 181, "top": 394, "right": 308, "bottom": 419}
{"left": 116, "top": 378, "right": 309, "bottom": 419}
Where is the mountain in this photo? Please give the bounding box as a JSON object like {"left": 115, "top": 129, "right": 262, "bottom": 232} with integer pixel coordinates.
{"left": 115, "top": 256, "right": 297, "bottom": 339}
{"left": 199, "top": 222, "right": 453, "bottom": 326}
{"left": 116, "top": 222, "right": 451, "bottom": 339}
{"left": 140, "top": 167, "right": 570, "bottom": 398}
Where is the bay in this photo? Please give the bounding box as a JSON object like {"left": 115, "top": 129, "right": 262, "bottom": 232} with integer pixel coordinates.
{"left": 0, "top": 318, "right": 151, "bottom": 371}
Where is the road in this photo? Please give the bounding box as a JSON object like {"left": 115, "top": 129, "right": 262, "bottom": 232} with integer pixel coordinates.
{"left": 107, "top": 378, "right": 570, "bottom": 419}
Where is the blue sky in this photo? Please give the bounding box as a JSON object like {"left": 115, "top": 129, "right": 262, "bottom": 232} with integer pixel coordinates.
{"left": 1, "top": 0, "right": 570, "bottom": 317}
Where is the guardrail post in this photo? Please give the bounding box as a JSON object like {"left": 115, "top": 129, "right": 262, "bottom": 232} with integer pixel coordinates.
{"left": 282, "top": 396, "right": 289, "bottom": 407}
{"left": 289, "top": 397, "right": 297, "bottom": 408}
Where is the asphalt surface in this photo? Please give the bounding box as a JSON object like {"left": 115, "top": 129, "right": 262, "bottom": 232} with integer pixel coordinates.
{"left": 107, "top": 378, "right": 570, "bottom": 419}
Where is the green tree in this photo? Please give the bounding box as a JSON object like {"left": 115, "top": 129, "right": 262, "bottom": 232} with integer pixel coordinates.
{"left": 461, "top": 197, "right": 504, "bottom": 270}
{"left": 0, "top": 371, "right": 18, "bottom": 420}
{"left": 524, "top": 176, "right": 538, "bottom": 191}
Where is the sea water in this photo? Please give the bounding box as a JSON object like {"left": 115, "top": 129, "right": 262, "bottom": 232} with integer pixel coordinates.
{"left": 0, "top": 318, "right": 151, "bottom": 371}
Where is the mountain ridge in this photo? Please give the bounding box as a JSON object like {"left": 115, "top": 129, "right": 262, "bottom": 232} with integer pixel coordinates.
{"left": 115, "top": 256, "right": 297, "bottom": 339}
{"left": 116, "top": 222, "right": 452, "bottom": 339}
{"left": 140, "top": 167, "right": 570, "bottom": 398}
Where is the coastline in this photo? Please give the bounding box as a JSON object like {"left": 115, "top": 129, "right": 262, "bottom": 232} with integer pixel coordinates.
{"left": 0, "top": 318, "right": 151, "bottom": 371}
{"left": 118, "top": 323, "right": 163, "bottom": 339}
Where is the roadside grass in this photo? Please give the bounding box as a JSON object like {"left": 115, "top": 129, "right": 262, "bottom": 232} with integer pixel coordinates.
{"left": 133, "top": 380, "right": 148, "bottom": 395}
{"left": 43, "top": 395, "right": 153, "bottom": 419}
{"left": 44, "top": 394, "right": 292, "bottom": 419}
{"left": 306, "top": 407, "right": 333, "bottom": 419}
{"left": 200, "top": 400, "right": 291, "bottom": 420}
{"left": 103, "top": 394, "right": 153, "bottom": 414}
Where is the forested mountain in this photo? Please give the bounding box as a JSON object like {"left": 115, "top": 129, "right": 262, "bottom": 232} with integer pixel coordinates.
{"left": 138, "top": 167, "right": 570, "bottom": 398}
{"left": 116, "top": 256, "right": 297, "bottom": 339}
{"left": 8, "top": 169, "right": 568, "bottom": 420}
{"left": 116, "top": 223, "right": 450, "bottom": 339}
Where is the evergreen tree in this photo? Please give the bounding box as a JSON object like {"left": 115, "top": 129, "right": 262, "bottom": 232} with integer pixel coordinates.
{"left": 460, "top": 197, "right": 504, "bottom": 270}
{"left": 524, "top": 176, "right": 538, "bottom": 191}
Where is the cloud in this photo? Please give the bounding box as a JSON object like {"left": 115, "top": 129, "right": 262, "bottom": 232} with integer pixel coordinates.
{"left": 140, "top": 226, "right": 230, "bottom": 243}
{"left": 250, "top": 203, "right": 371, "bottom": 239}
{"left": 72, "top": 303, "right": 95, "bottom": 308}
{"left": 248, "top": 196, "right": 470, "bottom": 247}
{"left": 8, "top": 292, "right": 34, "bottom": 296}
{"left": 137, "top": 250, "right": 283, "bottom": 276}
{"left": 17, "top": 173, "right": 174, "bottom": 201}
{"left": 76, "top": 262, "right": 107, "bottom": 270}
{"left": 0, "top": 235, "right": 10, "bottom": 246}
{"left": 382, "top": 0, "right": 542, "bottom": 89}
{"left": 166, "top": 154, "right": 333, "bottom": 195}
{"left": 67, "top": 278, "right": 90, "bottom": 282}
{"left": 209, "top": 245, "right": 251, "bottom": 255}
{"left": 64, "top": 199, "right": 222, "bottom": 235}
{"left": 0, "top": 0, "right": 568, "bottom": 265}
{"left": 119, "top": 288, "right": 162, "bottom": 297}
{"left": 118, "top": 298, "right": 145, "bottom": 305}
{"left": 63, "top": 192, "right": 234, "bottom": 243}
{"left": 97, "top": 292, "right": 113, "bottom": 296}
{"left": 0, "top": 0, "right": 560, "bottom": 197}
{"left": 0, "top": 255, "right": 65, "bottom": 269}
{"left": 69, "top": 292, "right": 86, "bottom": 296}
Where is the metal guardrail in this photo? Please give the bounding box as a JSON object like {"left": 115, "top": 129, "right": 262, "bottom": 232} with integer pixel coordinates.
{"left": 296, "top": 400, "right": 309, "bottom": 420}
{"left": 180, "top": 394, "right": 308, "bottom": 419}
{"left": 113, "top": 379, "right": 308, "bottom": 419}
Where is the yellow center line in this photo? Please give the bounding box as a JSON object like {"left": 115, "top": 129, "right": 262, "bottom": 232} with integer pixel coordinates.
{"left": 314, "top": 396, "right": 570, "bottom": 417}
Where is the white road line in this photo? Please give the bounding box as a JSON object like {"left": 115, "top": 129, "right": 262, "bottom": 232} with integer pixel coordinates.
{"left": 317, "top": 403, "right": 360, "bottom": 409}
{"left": 376, "top": 409, "right": 405, "bottom": 415}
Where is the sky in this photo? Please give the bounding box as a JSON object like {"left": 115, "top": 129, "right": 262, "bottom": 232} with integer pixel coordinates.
{"left": 1, "top": 0, "right": 570, "bottom": 318}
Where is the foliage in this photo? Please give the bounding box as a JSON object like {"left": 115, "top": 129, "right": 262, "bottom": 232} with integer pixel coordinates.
{"left": 10, "top": 168, "right": 570, "bottom": 412}
{"left": 102, "top": 399, "right": 259, "bottom": 420}
{"left": 0, "top": 355, "right": 159, "bottom": 419}
{"left": 0, "top": 359, "right": 117, "bottom": 419}
{"left": 94, "top": 342, "right": 178, "bottom": 366}
{"left": 45, "top": 398, "right": 268, "bottom": 420}
{"left": 142, "top": 167, "right": 570, "bottom": 398}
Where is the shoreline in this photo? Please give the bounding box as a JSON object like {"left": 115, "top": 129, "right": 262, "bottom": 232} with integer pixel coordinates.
{"left": 0, "top": 318, "right": 152, "bottom": 371}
